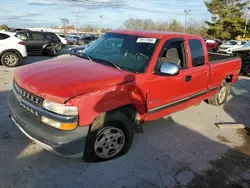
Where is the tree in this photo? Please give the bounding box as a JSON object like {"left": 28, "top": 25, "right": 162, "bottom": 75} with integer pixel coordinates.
{"left": 168, "top": 20, "right": 183, "bottom": 32}
{"left": 204, "top": 0, "right": 247, "bottom": 40}
{"left": 0, "top": 24, "right": 9, "bottom": 31}
{"left": 60, "top": 18, "right": 69, "bottom": 34}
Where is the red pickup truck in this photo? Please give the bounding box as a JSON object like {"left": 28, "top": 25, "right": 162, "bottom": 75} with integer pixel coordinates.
{"left": 8, "top": 30, "right": 241, "bottom": 162}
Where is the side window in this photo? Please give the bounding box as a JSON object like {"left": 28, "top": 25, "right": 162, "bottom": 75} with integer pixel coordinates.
{"left": 189, "top": 39, "right": 205, "bottom": 67}
{"left": 0, "top": 34, "right": 10, "bottom": 40}
{"left": 45, "top": 34, "right": 52, "bottom": 40}
{"left": 16, "top": 33, "right": 28, "bottom": 40}
{"left": 31, "top": 33, "right": 44, "bottom": 40}
{"left": 159, "top": 41, "right": 187, "bottom": 69}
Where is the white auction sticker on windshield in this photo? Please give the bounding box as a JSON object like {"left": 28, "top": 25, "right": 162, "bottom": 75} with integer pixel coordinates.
{"left": 136, "top": 38, "right": 156, "bottom": 43}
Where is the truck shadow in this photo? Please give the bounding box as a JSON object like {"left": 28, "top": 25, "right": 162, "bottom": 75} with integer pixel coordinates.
{"left": 1, "top": 77, "right": 250, "bottom": 187}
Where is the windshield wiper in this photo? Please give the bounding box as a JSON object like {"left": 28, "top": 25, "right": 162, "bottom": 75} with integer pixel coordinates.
{"left": 94, "top": 58, "right": 121, "bottom": 70}
{"left": 80, "top": 53, "right": 93, "bottom": 62}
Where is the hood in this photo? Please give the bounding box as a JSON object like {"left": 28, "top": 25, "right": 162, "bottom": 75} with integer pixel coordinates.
{"left": 14, "top": 56, "right": 135, "bottom": 103}
{"left": 70, "top": 46, "right": 87, "bottom": 51}
{"left": 220, "top": 44, "right": 236, "bottom": 48}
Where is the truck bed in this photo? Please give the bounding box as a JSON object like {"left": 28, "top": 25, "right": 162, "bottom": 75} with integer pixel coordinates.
{"left": 209, "top": 52, "right": 240, "bottom": 64}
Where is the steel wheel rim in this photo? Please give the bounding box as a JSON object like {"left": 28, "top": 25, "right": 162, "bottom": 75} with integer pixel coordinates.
{"left": 94, "top": 126, "right": 125, "bottom": 159}
{"left": 218, "top": 87, "right": 227, "bottom": 103}
{"left": 4, "top": 54, "right": 17, "bottom": 65}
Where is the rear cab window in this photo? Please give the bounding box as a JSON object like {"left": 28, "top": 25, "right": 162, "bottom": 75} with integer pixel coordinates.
{"left": 0, "top": 33, "right": 10, "bottom": 40}
{"left": 188, "top": 39, "right": 205, "bottom": 67}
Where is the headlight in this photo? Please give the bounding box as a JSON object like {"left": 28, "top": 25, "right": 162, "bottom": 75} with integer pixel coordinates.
{"left": 42, "top": 99, "right": 78, "bottom": 116}
{"left": 77, "top": 49, "right": 84, "bottom": 53}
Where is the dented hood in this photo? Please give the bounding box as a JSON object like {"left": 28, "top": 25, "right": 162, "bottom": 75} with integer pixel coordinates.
{"left": 14, "top": 56, "right": 135, "bottom": 103}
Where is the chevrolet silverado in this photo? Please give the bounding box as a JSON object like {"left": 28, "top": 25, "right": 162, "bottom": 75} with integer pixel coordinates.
{"left": 8, "top": 30, "right": 242, "bottom": 162}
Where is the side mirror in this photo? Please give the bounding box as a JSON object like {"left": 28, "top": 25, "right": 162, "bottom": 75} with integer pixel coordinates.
{"left": 158, "top": 62, "right": 179, "bottom": 76}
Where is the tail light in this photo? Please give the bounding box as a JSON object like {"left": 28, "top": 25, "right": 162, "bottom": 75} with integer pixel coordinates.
{"left": 18, "top": 41, "right": 25, "bottom": 45}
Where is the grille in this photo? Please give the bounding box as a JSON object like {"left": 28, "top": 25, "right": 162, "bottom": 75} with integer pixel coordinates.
{"left": 13, "top": 81, "right": 43, "bottom": 106}
{"left": 220, "top": 47, "right": 228, "bottom": 50}
{"left": 13, "top": 81, "right": 43, "bottom": 117}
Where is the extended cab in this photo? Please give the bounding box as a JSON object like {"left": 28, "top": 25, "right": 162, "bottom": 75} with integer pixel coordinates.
{"left": 8, "top": 30, "right": 242, "bottom": 162}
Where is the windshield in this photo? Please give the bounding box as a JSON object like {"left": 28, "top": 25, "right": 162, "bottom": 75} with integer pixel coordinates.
{"left": 225, "top": 40, "right": 237, "bottom": 45}
{"left": 82, "top": 32, "right": 159, "bottom": 73}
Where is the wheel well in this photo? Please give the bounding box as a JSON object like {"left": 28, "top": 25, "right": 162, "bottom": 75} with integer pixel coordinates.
{"left": 110, "top": 104, "right": 138, "bottom": 124}
{"left": 0, "top": 49, "right": 22, "bottom": 59}
{"left": 225, "top": 75, "right": 233, "bottom": 83}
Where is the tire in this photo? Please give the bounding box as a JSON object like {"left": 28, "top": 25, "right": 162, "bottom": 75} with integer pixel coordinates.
{"left": 83, "top": 112, "right": 134, "bottom": 162}
{"left": 1, "top": 52, "right": 19, "bottom": 67}
{"left": 44, "top": 46, "right": 56, "bottom": 57}
{"left": 208, "top": 81, "right": 231, "bottom": 106}
{"left": 213, "top": 47, "right": 219, "bottom": 53}
{"left": 58, "top": 43, "right": 63, "bottom": 51}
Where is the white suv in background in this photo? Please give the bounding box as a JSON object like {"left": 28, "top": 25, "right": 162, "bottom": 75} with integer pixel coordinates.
{"left": 0, "top": 31, "right": 27, "bottom": 67}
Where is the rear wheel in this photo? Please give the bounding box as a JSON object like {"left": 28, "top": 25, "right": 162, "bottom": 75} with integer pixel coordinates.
{"left": 44, "top": 46, "right": 56, "bottom": 56}
{"left": 208, "top": 81, "right": 231, "bottom": 106}
{"left": 83, "top": 112, "right": 134, "bottom": 162}
{"left": 1, "top": 52, "right": 19, "bottom": 67}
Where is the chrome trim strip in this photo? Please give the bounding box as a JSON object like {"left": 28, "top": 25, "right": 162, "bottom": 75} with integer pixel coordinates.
{"left": 149, "top": 86, "right": 218, "bottom": 114}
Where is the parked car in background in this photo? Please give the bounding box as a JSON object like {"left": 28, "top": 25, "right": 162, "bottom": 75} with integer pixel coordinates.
{"left": 70, "top": 40, "right": 95, "bottom": 55}
{"left": 219, "top": 40, "right": 248, "bottom": 54}
{"left": 16, "top": 31, "right": 62, "bottom": 56}
{"left": 232, "top": 46, "right": 250, "bottom": 75}
{"left": 205, "top": 39, "right": 221, "bottom": 52}
{"left": 67, "top": 35, "right": 80, "bottom": 45}
{"left": 0, "top": 31, "right": 27, "bottom": 67}
{"left": 77, "top": 36, "right": 96, "bottom": 45}
{"left": 56, "top": 34, "right": 67, "bottom": 47}
{"left": 9, "top": 30, "right": 241, "bottom": 162}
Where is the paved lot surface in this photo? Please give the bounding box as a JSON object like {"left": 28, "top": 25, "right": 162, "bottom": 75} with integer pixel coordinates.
{"left": 1, "top": 49, "right": 250, "bottom": 188}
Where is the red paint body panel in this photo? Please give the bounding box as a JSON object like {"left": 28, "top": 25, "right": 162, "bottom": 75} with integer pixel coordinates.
{"left": 13, "top": 30, "right": 242, "bottom": 127}
{"left": 206, "top": 41, "right": 220, "bottom": 51}
{"left": 14, "top": 56, "right": 135, "bottom": 104}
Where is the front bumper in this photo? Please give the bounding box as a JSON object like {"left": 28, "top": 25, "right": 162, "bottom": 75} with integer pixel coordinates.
{"left": 8, "top": 91, "right": 89, "bottom": 158}
{"left": 219, "top": 48, "right": 232, "bottom": 54}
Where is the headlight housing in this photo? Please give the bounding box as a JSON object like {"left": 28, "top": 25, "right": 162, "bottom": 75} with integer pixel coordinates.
{"left": 42, "top": 99, "right": 78, "bottom": 116}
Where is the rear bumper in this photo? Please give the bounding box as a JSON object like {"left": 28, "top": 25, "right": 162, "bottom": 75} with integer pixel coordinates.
{"left": 8, "top": 91, "right": 89, "bottom": 158}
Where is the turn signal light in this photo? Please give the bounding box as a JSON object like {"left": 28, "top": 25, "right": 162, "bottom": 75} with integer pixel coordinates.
{"left": 41, "top": 116, "right": 77, "bottom": 130}
{"left": 60, "top": 123, "right": 78, "bottom": 130}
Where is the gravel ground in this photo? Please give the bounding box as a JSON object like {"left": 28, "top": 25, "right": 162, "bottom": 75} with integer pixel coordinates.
{"left": 0, "top": 49, "right": 250, "bottom": 188}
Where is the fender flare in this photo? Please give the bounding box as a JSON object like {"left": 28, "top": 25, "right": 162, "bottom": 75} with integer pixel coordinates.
{"left": 0, "top": 49, "right": 22, "bottom": 59}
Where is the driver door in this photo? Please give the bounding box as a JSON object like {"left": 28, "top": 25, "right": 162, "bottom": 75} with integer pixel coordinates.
{"left": 146, "top": 38, "right": 193, "bottom": 120}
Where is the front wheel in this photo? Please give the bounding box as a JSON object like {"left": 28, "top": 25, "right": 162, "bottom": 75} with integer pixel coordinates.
{"left": 208, "top": 81, "right": 231, "bottom": 106}
{"left": 83, "top": 112, "right": 133, "bottom": 162}
{"left": 1, "top": 52, "right": 19, "bottom": 67}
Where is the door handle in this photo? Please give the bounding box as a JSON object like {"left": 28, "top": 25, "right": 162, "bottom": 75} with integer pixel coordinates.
{"left": 185, "top": 75, "right": 192, "bottom": 82}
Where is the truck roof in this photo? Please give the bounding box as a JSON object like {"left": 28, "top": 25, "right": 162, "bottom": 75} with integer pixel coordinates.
{"left": 109, "top": 29, "right": 202, "bottom": 39}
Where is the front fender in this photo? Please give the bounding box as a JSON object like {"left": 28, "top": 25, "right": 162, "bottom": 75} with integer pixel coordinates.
{"left": 68, "top": 82, "right": 147, "bottom": 126}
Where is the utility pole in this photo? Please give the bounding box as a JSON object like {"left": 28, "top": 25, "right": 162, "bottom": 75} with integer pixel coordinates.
{"left": 183, "top": 9, "right": 191, "bottom": 33}
{"left": 98, "top": 14, "right": 103, "bottom": 36}
{"left": 244, "top": 7, "right": 250, "bottom": 38}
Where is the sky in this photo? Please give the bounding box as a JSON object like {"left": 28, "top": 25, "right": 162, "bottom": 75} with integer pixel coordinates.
{"left": 0, "top": 0, "right": 210, "bottom": 29}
